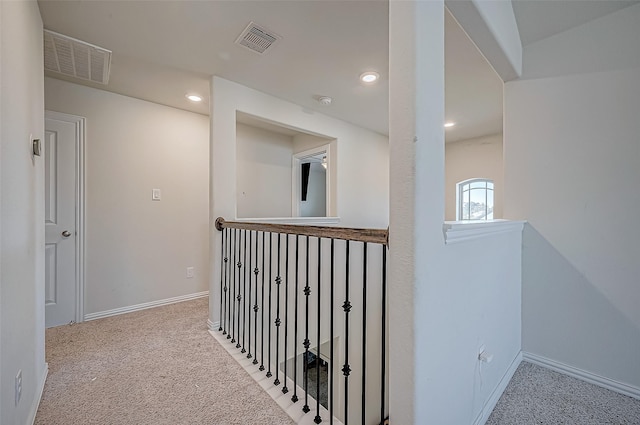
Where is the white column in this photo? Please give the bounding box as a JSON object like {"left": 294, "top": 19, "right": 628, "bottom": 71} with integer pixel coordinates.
{"left": 389, "top": 1, "right": 445, "bottom": 424}
{"left": 209, "top": 76, "right": 238, "bottom": 326}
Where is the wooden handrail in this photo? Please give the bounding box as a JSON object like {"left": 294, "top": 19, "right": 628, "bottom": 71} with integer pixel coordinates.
{"left": 215, "top": 217, "right": 388, "bottom": 246}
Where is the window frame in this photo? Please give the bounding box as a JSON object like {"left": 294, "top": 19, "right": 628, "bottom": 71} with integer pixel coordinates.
{"left": 456, "top": 178, "right": 494, "bottom": 221}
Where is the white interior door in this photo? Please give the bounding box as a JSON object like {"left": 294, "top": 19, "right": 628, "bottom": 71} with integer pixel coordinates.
{"left": 44, "top": 115, "right": 78, "bottom": 327}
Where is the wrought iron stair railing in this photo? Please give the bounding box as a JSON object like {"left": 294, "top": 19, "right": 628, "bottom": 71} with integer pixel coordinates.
{"left": 214, "top": 217, "right": 389, "bottom": 425}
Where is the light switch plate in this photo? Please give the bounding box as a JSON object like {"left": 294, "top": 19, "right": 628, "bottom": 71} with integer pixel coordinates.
{"left": 152, "top": 189, "right": 161, "bottom": 201}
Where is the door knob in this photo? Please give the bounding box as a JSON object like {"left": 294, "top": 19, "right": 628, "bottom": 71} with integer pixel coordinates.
{"left": 62, "top": 230, "right": 72, "bottom": 238}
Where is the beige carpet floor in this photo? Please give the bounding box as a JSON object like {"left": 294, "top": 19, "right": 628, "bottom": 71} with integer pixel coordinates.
{"left": 487, "top": 362, "right": 640, "bottom": 424}
{"left": 35, "top": 298, "right": 294, "bottom": 425}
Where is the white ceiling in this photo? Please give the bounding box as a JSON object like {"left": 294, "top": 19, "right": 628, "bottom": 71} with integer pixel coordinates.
{"left": 445, "top": 10, "right": 503, "bottom": 143}
{"left": 37, "top": 0, "right": 638, "bottom": 141}
{"left": 513, "top": 0, "right": 639, "bottom": 46}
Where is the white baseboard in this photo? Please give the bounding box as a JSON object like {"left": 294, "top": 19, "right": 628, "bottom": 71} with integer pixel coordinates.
{"left": 207, "top": 319, "right": 220, "bottom": 331}
{"left": 523, "top": 352, "right": 640, "bottom": 400}
{"left": 84, "top": 291, "right": 209, "bottom": 321}
{"left": 28, "top": 363, "right": 48, "bottom": 425}
{"left": 473, "top": 352, "right": 523, "bottom": 425}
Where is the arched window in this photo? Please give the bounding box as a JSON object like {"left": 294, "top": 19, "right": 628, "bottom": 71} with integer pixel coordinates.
{"left": 456, "top": 178, "right": 494, "bottom": 220}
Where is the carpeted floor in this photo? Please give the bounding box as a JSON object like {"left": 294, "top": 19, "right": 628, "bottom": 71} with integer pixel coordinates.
{"left": 35, "top": 298, "right": 294, "bottom": 425}
{"left": 487, "top": 362, "right": 640, "bottom": 424}
{"left": 36, "top": 298, "right": 640, "bottom": 425}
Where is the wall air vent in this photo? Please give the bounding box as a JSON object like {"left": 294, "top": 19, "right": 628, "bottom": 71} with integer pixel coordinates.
{"left": 235, "top": 21, "right": 281, "bottom": 55}
{"left": 44, "top": 30, "right": 112, "bottom": 85}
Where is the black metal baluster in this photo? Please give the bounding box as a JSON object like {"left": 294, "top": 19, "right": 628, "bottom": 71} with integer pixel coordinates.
{"left": 253, "top": 231, "right": 259, "bottom": 365}
{"left": 303, "top": 235, "right": 311, "bottom": 414}
{"left": 380, "top": 245, "right": 387, "bottom": 425}
{"left": 292, "top": 235, "right": 300, "bottom": 403}
{"left": 266, "top": 232, "right": 273, "bottom": 378}
{"left": 236, "top": 230, "right": 243, "bottom": 349}
{"left": 274, "top": 233, "right": 282, "bottom": 386}
{"left": 241, "top": 230, "right": 247, "bottom": 353}
{"left": 343, "top": 240, "right": 351, "bottom": 425}
{"left": 283, "top": 234, "right": 290, "bottom": 393}
{"left": 330, "top": 238, "right": 335, "bottom": 424}
{"left": 223, "top": 229, "right": 229, "bottom": 335}
{"left": 260, "top": 231, "right": 266, "bottom": 372}
{"left": 314, "top": 237, "right": 322, "bottom": 424}
{"left": 247, "top": 230, "right": 253, "bottom": 359}
{"left": 224, "top": 229, "right": 232, "bottom": 338}
{"left": 219, "top": 229, "right": 225, "bottom": 331}
{"left": 361, "top": 242, "right": 368, "bottom": 425}
{"left": 230, "top": 229, "right": 236, "bottom": 342}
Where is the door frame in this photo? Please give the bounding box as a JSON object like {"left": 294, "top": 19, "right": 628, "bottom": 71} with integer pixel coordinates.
{"left": 45, "top": 110, "right": 86, "bottom": 323}
{"left": 291, "top": 143, "right": 332, "bottom": 217}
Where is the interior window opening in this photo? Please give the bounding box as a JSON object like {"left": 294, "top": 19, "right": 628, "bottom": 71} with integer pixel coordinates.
{"left": 456, "top": 178, "right": 494, "bottom": 221}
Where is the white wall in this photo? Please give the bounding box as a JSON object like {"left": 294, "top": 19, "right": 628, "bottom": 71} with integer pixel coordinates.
{"left": 0, "top": 1, "right": 47, "bottom": 423}
{"left": 445, "top": 133, "right": 503, "bottom": 220}
{"left": 389, "top": 2, "right": 522, "bottom": 424}
{"left": 521, "top": 3, "right": 640, "bottom": 80}
{"left": 292, "top": 134, "right": 333, "bottom": 155}
{"left": 236, "top": 123, "right": 293, "bottom": 218}
{"left": 210, "top": 76, "right": 389, "bottom": 365}
{"left": 44, "top": 78, "right": 210, "bottom": 316}
{"left": 505, "top": 5, "right": 640, "bottom": 390}
{"left": 211, "top": 76, "right": 388, "bottom": 229}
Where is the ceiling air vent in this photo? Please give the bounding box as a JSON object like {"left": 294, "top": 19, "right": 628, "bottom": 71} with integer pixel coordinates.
{"left": 235, "top": 21, "right": 281, "bottom": 55}
{"left": 44, "top": 30, "right": 112, "bottom": 85}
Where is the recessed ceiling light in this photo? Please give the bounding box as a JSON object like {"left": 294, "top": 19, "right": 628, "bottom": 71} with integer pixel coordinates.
{"left": 360, "top": 71, "right": 379, "bottom": 84}
{"left": 444, "top": 122, "right": 456, "bottom": 128}
{"left": 186, "top": 94, "right": 203, "bottom": 102}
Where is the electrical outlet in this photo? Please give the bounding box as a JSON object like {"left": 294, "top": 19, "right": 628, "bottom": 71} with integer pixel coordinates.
{"left": 15, "top": 369, "right": 22, "bottom": 406}
{"left": 186, "top": 267, "right": 194, "bottom": 278}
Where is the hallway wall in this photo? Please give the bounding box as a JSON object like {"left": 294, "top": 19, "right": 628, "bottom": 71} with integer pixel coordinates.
{"left": 0, "top": 2, "right": 47, "bottom": 424}
{"left": 45, "top": 78, "right": 210, "bottom": 317}
{"left": 505, "top": 3, "right": 640, "bottom": 392}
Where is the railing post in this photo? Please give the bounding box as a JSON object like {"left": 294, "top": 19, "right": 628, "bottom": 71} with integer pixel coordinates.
{"left": 219, "top": 229, "right": 225, "bottom": 331}
{"left": 247, "top": 230, "right": 252, "bottom": 358}
{"left": 231, "top": 229, "right": 236, "bottom": 343}
{"left": 274, "top": 233, "right": 282, "bottom": 386}
{"left": 227, "top": 229, "right": 232, "bottom": 338}
{"left": 283, "top": 234, "right": 290, "bottom": 394}
{"left": 241, "top": 229, "right": 247, "bottom": 353}
{"left": 267, "top": 232, "right": 273, "bottom": 379}
{"left": 361, "top": 242, "right": 367, "bottom": 425}
{"left": 253, "top": 231, "right": 259, "bottom": 365}
{"left": 221, "top": 229, "right": 228, "bottom": 334}
{"left": 236, "top": 230, "right": 243, "bottom": 350}
{"left": 343, "top": 240, "right": 351, "bottom": 425}
{"left": 292, "top": 234, "right": 300, "bottom": 403}
{"left": 381, "top": 245, "right": 387, "bottom": 425}
{"left": 260, "top": 232, "right": 266, "bottom": 372}
{"left": 303, "top": 235, "right": 311, "bottom": 414}
{"left": 314, "top": 237, "right": 322, "bottom": 424}
{"left": 330, "top": 238, "right": 335, "bottom": 425}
